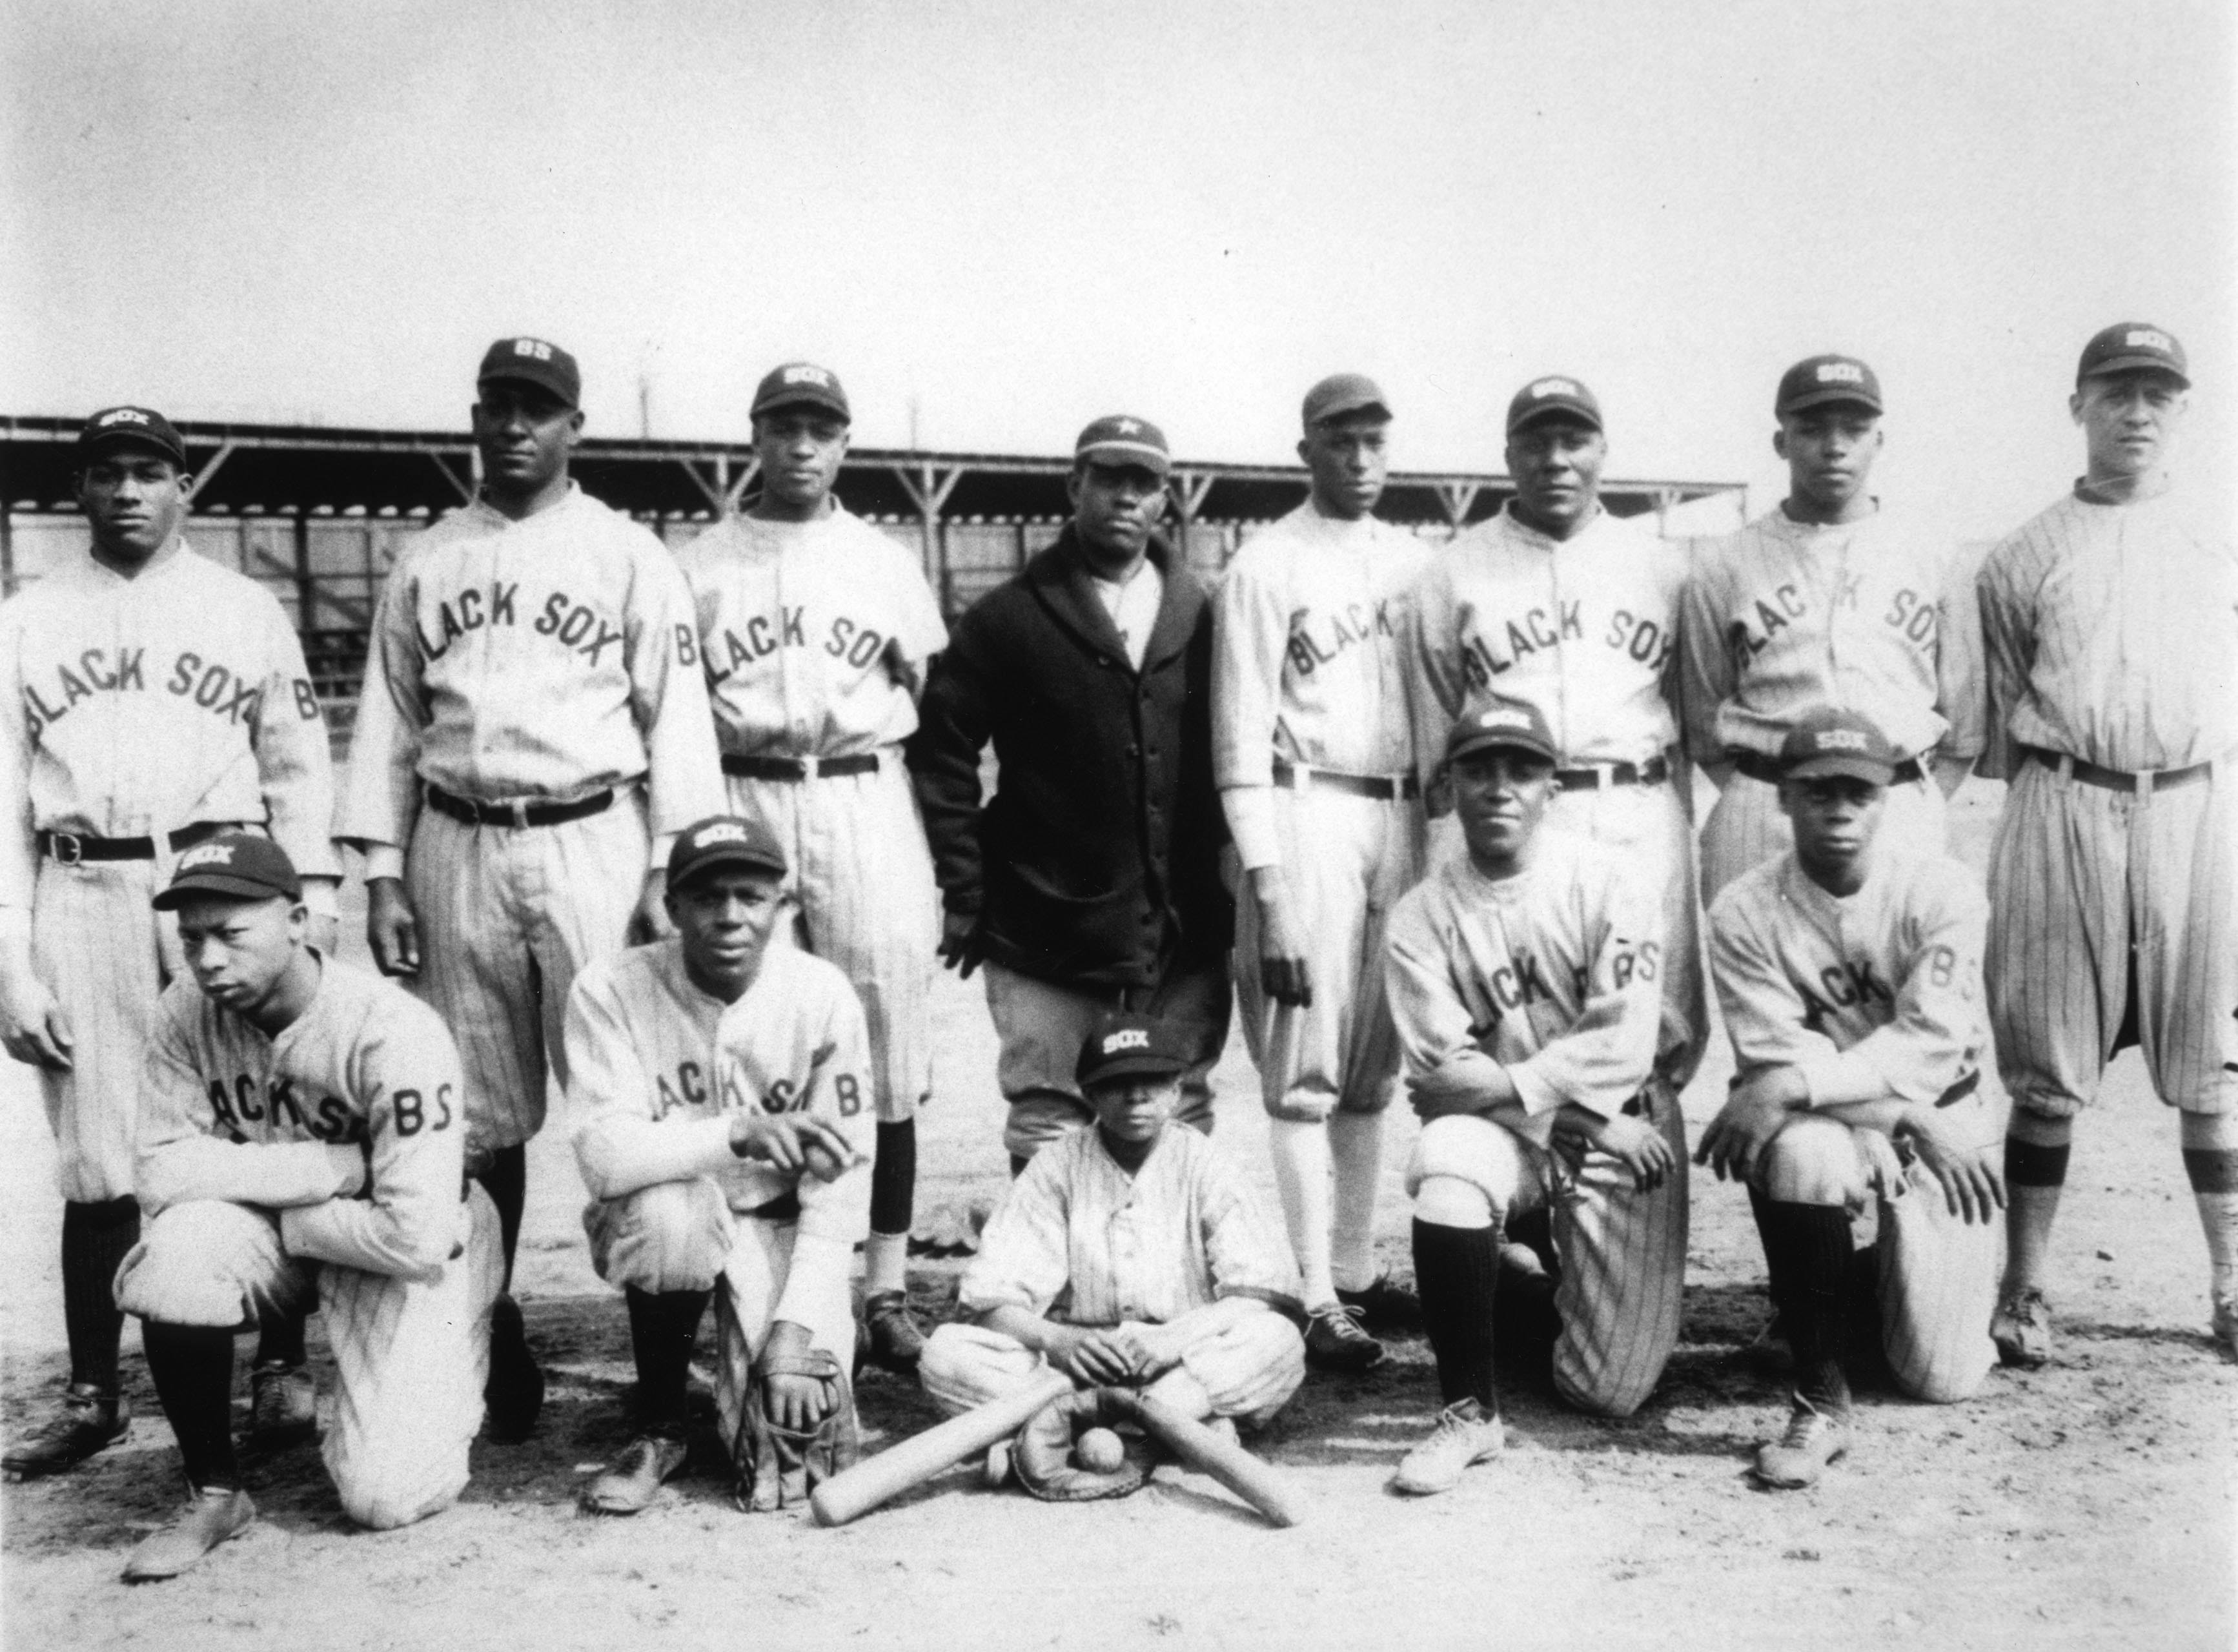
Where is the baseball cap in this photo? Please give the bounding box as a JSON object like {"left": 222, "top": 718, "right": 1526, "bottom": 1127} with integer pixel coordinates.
{"left": 76, "top": 406, "right": 188, "bottom": 469}
{"left": 1301, "top": 373, "right": 1390, "bottom": 429}
{"left": 1075, "top": 1012, "right": 1192, "bottom": 1089}
{"left": 478, "top": 337, "right": 582, "bottom": 408}
{"left": 751, "top": 362, "right": 851, "bottom": 423}
{"left": 1073, "top": 415, "right": 1171, "bottom": 478}
{"left": 2076, "top": 322, "right": 2188, "bottom": 388}
{"left": 1444, "top": 696, "right": 1560, "bottom": 766}
{"left": 1775, "top": 355, "right": 1882, "bottom": 418}
{"left": 1778, "top": 706, "right": 1902, "bottom": 785}
{"left": 666, "top": 815, "right": 788, "bottom": 890}
{"left": 1506, "top": 376, "right": 1603, "bottom": 435}
{"left": 152, "top": 833, "right": 302, "bottom": 910}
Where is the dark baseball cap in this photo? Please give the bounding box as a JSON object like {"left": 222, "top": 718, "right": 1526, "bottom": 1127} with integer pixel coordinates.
{"left": 2076, "top": 322, "right": 2188, "bottom": 388}
{"left": 1075, "top": 1012, "right": 1192, "bottom": 1089}
{"left": 1445, "top": 696, "right": 1560, "bottom": 766}
{"left": 77, "top": 406, "right": 188, "bottom": 469}
{"left": 478, "top": 337, "right": 582, "bottom": 408}
{"left": 751, "top": 362, "right": 851, "bottom": 423}
{"left": 1506, "top": 376, "right": 1602, "bottom": 435}
{"left": 1302, "top": 372, "right": 1390, "bottom": 429}
{"left": 152, "top": 833, "right": 302, "bottom": 910}
{"left": 667, "top": 815, "right": 787, "bottom": 890}
{"left": 1074, "top": 415, "right": 1171, "bottom": 478}
{"left": 1776, "top": 355, "right": 1882, "bottom": 418}
{"left": 1778, "top": 706, "right": 1902, "bottom": 785}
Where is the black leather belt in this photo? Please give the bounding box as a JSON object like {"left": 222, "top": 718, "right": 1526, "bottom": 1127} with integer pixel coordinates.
{"left": 2025, "top": 745, "right": 2213, "bottom": 795}
{"left": 723, "top": 753, "right": 881, "bottom": 782}
{"left": 39, "top": 820, "right": 232, "bottom": 865}
{"left": 424, "top": 784, "right": 613, "bottom": 829}
{"left": 1733, "top": 750, "right": 1925, "bottom": 787}
{"left": 1556, "top": 756, "right": 1671, "bottom": 791}
{"left": 1271, "top": 760, "right": 1421, "bottom": 801}
{"left": 1935, "top": 1070, "right": 1980, "bottom": 1108}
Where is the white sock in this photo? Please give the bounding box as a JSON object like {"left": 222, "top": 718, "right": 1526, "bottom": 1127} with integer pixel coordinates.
{"left": 2195, "top": 1192, "right": 2238, "bottom": 1305}
{"left": 1269, "top": 1119, "right": 1337, "bottom": 1309}
{"left": 864, "top": 1230, "right": 909, "bottom": 1297}
{"left": 1328, "top": 1110, "right": 1386, "bottom": 1294}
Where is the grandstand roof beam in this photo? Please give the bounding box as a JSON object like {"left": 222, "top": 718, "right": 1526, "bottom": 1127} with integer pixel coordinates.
{"left": 429, "top": 452, "right": 474, "bottom": 505}
{"left": 1436, "top": 482, "right": 1480, "bottom": 527}
{"left": 188, "top": 440, "right": 238, "bottom": 497}
{"left": 893, "top": 462, "right": 964, "bottom": 573}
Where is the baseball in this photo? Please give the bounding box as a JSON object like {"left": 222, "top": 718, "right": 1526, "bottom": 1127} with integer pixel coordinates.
{"left": 1074, "top": 1427, "right": 1126, "bottom": 1474}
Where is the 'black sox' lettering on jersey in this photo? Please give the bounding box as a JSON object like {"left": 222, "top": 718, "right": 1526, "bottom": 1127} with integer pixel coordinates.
{"left": 1726, "top": 584, "right": 1811, "bottom": 671}
{"left": 1882, "top": 587, "right": 1938, "bottom": 647}
{"left": 1603, "top": 611, "right": 1674, "bottom": 672}
{"left": 655, "top": 1059, "right": 751, "bottom": 1117}
{"left": 1458, "top": 602, "right": 1586, "bottom": 688}
{"left": 205, "top": 1074, "right": 371, "bottom": 1145}
{"left": 1283, "top": 600, "right": 1396, "bottom": 680}
{"left": 412, "top": 581, "right": 625, "bottom": 668}
{"left": 414, "top": 581, "right": 520, "bottom": 659}
{"left": 705, "top": 607, "right": 892, "bottom": 684}
{"left": 21, "top": 647, "right": 278, "bottom": 742}
{"left": 1797, "top": 957, "right": 1897, "bottom": 1026}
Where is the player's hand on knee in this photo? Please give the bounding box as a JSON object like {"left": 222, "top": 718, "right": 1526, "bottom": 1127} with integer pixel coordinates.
{"left": 1582, "top": 1110, "right": 1674, "bottom": 1191}
{"left": 1896, "top": 1109, "right": 2007, "bottom": 1225}
{"left": 937, "top": 910, "right": 986, "bottom": 978}
{"left": 0, "top": 979, "right": 73, "bottom": 1072}
{"left": 365, "top": 878, "right": 421, "bottom": 977}
{"left": 1856, "top": 1128, "right": 1907, "bottom": 1207}
{"left": 1696, "top": 1071, "right": 1802, "bottom": 1183}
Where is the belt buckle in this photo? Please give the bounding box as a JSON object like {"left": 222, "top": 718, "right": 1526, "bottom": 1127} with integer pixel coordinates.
{"left": 1593, "top": 764, "right": 1616, "bottom": 790}
{"left": 799, "top": 755, "right": 821, "bottom": 782}
{"left": 507, "top": 800, "right": 531, "bottom": 830}
{"left": 2136, "top": 766, "right": 2155, "bottom": 802}
{"left": 48, "top": 831, "right": 81, "bottom": 866}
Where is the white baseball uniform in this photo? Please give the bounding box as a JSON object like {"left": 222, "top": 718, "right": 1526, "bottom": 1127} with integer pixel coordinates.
{"left": 0, "top": 546, "right": 337, "bottom": 1203}
{"left": 1708, "top": 848, "right": 2001, "bottom": 1401}
{"left": 1407, "top": 502, "right": 1707, "bottom": 1083}
{"left": 918, "top": 1123, "right": 1307, "bottom": 1420}
{"left": 1385, "top": 831, "right": 1683, "bottom": 1418}
{"left": 115, "top": 955, "right": 502, "bottom": 1529}
{"left": 569, "top": 939, "right": 875, "bottom": 1450}
{"left": 1677, "top": 505, "right": 1984, "bottom": 899}
{"left": 1976, "top": 484, "right": 2238, "bottom": 1117}
{"left": 337, "top": 485, "right": 724, "bottom": 1152}
{"left": 673, "top": 507, "right": 945, "bottom": 1123}
{"left": 1213, "top": 502, "right": 1429, "bottom": 1122}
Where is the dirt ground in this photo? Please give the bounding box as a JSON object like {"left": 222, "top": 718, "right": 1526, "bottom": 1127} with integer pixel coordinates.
{"left": 3, "top": 784, "right": 2232, "bottom": 1651}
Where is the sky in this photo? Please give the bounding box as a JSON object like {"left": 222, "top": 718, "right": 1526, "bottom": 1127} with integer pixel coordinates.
{"left": 3, "top": 0, "right": 2231, "bottom": 540}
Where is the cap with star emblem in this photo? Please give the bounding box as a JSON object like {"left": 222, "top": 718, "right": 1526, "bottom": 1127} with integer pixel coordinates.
{"left": 1074, "top": 414, "right": 1170, "bottom": 477}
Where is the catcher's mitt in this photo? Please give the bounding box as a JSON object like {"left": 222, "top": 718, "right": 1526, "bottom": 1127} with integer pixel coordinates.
{"left": 733, "top": 1341, "right": 860, "bottom": 1513}
{"left": 1012, "top": 1385, "right": 1154, "bottom": 1502}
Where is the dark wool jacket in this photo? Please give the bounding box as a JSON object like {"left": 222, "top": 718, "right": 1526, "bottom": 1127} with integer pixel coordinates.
{"left": 908, "top": 525, "right": 1233, "bottom": 989}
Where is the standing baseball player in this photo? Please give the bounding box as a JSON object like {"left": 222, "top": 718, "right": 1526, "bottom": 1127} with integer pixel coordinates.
{"left": 1699, "top": 708, "right": 2003, "bottom": 1489}
{"left": 1407, "top": 374, "right": 1707, "bottom": 1091}
{"left": 569, "top": 815, "right": 874, "bottom": 1514}
{"left": 1677, "top": 356, "right": 1982, "bottom": 901}
{"left": 1976, "top": 323, "right": 2238, "bottom": 1365}
{"left": 337, "top": 338, "right": 724, "bottom": 1436}
{"left": 113, "top": 834, "right": 501, "bottom": 1580}
{"left": 0, "top": 407, "right": 338, "bottom": 1479}
{"left": 1383, "top": 697, "right": 1682, "bottom": 1496}
{"left": 911, "top": 416, "right": 1234, "bottom": 1168}
{"left": 673, "top": 362, "right": 944, "bottom": 1374}
{"left": 1213, "top": 372, "right": 1428, "bottom": 1373}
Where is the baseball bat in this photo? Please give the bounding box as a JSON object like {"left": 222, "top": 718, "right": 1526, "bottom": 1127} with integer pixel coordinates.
{"left": 810, "top": 1368, "right": 1072, "bottom": 1528}
{"left": 1132, "top": 1393, "right": 1300, "bottom": 1529}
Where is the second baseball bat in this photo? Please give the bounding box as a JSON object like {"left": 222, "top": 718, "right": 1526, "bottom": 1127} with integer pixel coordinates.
{"left": 1132, "top": 1392, "right": 1300, "bottom": 1528}
{"left": 810, "top": 1368, "right": 1072, "bottom": 1528}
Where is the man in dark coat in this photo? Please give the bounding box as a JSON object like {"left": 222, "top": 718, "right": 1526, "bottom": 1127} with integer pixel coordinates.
{"left": 911, "top": 416, "right": 1234, "bottom": 1168}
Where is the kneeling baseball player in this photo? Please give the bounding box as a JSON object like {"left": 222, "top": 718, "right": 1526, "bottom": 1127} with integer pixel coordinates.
{"left": 1384, "top": 697, "right": 1684, "bottom": 1496}
{"left": 919, "top": 1014, "right": 1305, "bottom": 1478}
{"left": 1700, "top": 708, "right": 2003, "bottom": 1489}
{"left": 569, "top": 816, "right": 874, "bottom": 1514}
{"left": 114, "top": 835, "right": 502, "bottom": 1582}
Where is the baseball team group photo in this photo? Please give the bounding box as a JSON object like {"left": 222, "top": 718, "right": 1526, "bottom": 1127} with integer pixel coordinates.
{"left": 3, "top": 5, "right": 2230, "bottom": 1649}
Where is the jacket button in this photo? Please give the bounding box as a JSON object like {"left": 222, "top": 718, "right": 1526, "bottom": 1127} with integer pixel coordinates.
{"left": 1127, "top": 744, "right": 1140, "bottom": 758}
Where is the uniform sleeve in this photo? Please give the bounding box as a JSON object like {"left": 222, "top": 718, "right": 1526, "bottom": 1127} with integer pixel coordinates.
{"left": 134, "top": 995, "right": 363, "bottom": 1218}
{"left": 1795, "top": 870, "right": 1988, "bottom": 1106}
{"left": 1196, "top": 1150, "right": 1303, "bottom": 1311}
{"left": 887, "top": 539, "right": 950, "bottom": 688}
{"left": 769, "top": 977, "right": 875, "bottom": 1328}
{"left": 1211, "top": 546, "right": 1288, "bottom": 871}
{"left": 1973, "top": 541, "right": 2031, "bottom": 782}
{"left": 908, "top": 608, "right": 997, "bottom": 916}
{"left": 1385, "top": 886, "right": 1516, "bottom": 1112}
{"left": 281, "top": 1001, "right": 467, "bottom": 1277}
{"left": 1706, "top": 889, "right": 1848, "bottom": 1082}
{"left": 0, "top": 610, "right": 37, "bottom": 917}
{"left": 957, "top": 1152, "right": 1075, "bottom": 1317}
{"left": 1932, "top": 542, "right": 1988, "bottom": 764}
{"left": 252, "top": 597, "right": 340, "bottom": 881}
{"left": 1503, "top": 869, "right": 1663, "bottom": 1121}
{"left": 567, "top": 966, "right": 735, "bottom": 1200}
{"left": 625, "top": 543, "right": 725, "bottom": 855}
{"left": 1401, "top": 560, "right": 1468, "bottom": 793}
{"left": 332, "top": 555, "right": 427, "bottom": 871}
{"left": 1674, "top": 538, "right": 1735, "bottom": 764}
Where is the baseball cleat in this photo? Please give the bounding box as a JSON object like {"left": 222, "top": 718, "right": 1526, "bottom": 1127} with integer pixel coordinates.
{"left": 862, "top": 1292, "right": 927, "bottom": 1374}
{"left": 1991, "top": 1286, "right": 2053, "bottom": 1369}
{"left": 3, "top": 1383, "right": 129, "bottom": 1479}
{"left": 483, "top": 1294, "right": 547, "bottom": 1442}
{"left": 123, "top": 1485, "right": 256, "bottom": 1582}
{"left": 1335, "top": 1274, "right": 1424, "bottom": 1332}
{"left": 582, "top": 1433, "right": 689, "bottom": 1515}
{"left": 1751, "top": 1394, "right": 1851, "bottom": 1489}
{"left": 1305, "top": 1303, "right": 1387, "bottom": 1372}
{"left": 1391, "top": 1398, "right": 1504, "bottom": 1496}
{"left": 247, "top": 1360, "right": 318, "bottom": 1447}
